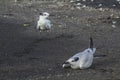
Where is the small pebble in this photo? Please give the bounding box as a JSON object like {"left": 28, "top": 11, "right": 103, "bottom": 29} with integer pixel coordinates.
{"left": 76, "top": 3, "right": 82, "bottom": 6}
{"left": 23, "top": 23, "right": 29, "bottom": 27}
{"left": 116, "top": 16, "right": 120, "bottom": 18}
{"left": 112, "top": 25, "right": 116, "bottom": 28}
{"left": 67, "top": 73, "right": 70, "bottom": 77}
{"left": 70, "top": 0, "right": 74, "bottom": 3}
{"left": 112, "top": 21, "right": 117, "bottom": 24}
{"left": 82, "top": 5, "right": 86, "bottom": 8}
{"left": 91, "top": 0, "right": 94, "bottom": 2}
{"left": 76, "top": 6, "right": 81, "bottom": 9}
{"left": 98, "top": 4, "right": 102, "bottom": 7}
{"left": 48, "top": 68, "right": 52, "bottom": 71}
{"left": 112, "top": 4, "right": 116, "bottom": 7}
{"left": 99, "top": 8, "right": 103, "bottom": 11}
{"left": 116, "top": 0, "right": 120, "bottom": 2}
{"left": 82, "top": 0, "right": 86, "bottom": 2}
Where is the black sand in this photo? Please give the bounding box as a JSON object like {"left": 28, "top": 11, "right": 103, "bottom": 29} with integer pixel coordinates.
{"left": 0, "top": 0, "right": 120, "bottom": 80}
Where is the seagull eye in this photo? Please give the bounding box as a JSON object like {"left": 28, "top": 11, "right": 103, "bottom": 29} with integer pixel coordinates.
{"left": 88, "top": 50, "right": 90, "bottom": 52}
{"left": 39, "top": 13, "right": 43, "bottom": 15}
{"left": 87, "top": 50, "right": 92, "bottom": 53}
{"left": 72, "top": 57, "right": 79, "bottom": 62}
{"left": 43, "top": 14, "right": 47, "bottom": 16}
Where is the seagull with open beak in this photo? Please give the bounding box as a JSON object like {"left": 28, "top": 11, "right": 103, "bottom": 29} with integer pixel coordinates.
{"left": 62, "top": 38, "right": 96, "bottom": 69}
{"left": 36, "top": 12, "right": 51, "bottom": 31}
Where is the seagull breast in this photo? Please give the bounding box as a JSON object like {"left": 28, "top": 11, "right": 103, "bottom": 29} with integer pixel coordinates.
{"left": 37, "top": 19, "right": 51, "bottom": 30}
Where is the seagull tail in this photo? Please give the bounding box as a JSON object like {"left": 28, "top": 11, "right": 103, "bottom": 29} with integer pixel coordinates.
{"left": 89, "top": 37, "right": 93, "bottom": 50}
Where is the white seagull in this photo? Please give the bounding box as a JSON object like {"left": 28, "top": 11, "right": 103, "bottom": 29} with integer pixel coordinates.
{"left": 62, "top": 38, "right": 96, "bottom": 69}
{"left": 36, "top": 12, "right": 51, "bottom": 31}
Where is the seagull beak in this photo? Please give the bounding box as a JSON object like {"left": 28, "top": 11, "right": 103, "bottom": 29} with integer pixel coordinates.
{"left": 39, "top": 13, "right": 43, "bottom": 15}
{"left": 62, "top": 62, "right": 71, "bottom": 68}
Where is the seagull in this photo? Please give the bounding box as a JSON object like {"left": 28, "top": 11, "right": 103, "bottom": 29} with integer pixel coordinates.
{"left": 36, "top": 12, "right": 51, "bottom": 31}
{"left": 62, "top": 37, "right": 96, "bottom": 69}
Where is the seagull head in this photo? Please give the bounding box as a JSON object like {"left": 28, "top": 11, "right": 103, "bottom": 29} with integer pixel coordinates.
{"left": 39, "top": 12, "right": 50, "bottom": 19}
{"left": 62, "top": 57, "right": 79, "bottom": 68}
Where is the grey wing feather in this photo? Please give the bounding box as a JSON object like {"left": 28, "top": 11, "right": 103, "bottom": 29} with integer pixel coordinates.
{"left": 46, "top": 19, "right": 51, "bottom": 29}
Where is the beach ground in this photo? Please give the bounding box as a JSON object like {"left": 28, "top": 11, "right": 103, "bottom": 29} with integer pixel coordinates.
{"left": 0, "top": 0, "right": 120, "bottom": 80}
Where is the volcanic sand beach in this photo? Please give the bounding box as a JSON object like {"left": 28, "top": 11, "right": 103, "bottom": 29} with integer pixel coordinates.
{"left": 0, "top": 0, "right": 120, "bottom": 80}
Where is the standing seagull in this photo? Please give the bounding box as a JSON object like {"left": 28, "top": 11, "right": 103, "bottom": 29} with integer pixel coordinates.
{"left": 36, "top": 12, "right": 51, "bottom": 31}
{"left": 62, "top": 38, "right": 96, "bottom": 69}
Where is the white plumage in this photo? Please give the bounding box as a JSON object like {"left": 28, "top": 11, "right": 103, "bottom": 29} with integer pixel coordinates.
{"left": 36, "top": 12, "right": 51, "bottom": 31}
{"left": 62, "top": 38, "right": 96, "bottom": 69}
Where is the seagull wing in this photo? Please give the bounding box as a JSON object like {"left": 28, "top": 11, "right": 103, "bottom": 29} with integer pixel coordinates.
{"left": 46, "top": 19, "right": 51, "bottom": 29}
{"left": 79, "top": 52, "right": 93, "bottom": 69}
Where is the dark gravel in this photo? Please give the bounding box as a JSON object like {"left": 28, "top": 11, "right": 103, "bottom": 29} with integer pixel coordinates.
{"left": 0, "top": 0, "right": 120, "bottom": 80}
